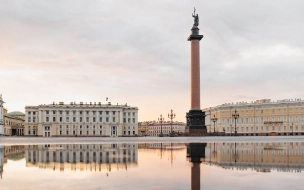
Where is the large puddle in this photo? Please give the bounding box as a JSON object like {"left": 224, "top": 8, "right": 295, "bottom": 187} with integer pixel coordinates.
{"left": 0, "top": 141, "right": 304, "bottom": 190}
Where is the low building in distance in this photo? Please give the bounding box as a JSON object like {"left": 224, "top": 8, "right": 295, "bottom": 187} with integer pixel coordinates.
{"left": 0, "top": 95, "right": 25, "bottom": 136}
{"left": 138, "top": 121, "right": 149, "bottom": 136}
{"left": 204, "top": 98, "right": 304, "bottom": 136}
{"left": 25, "top": 101, "right": 138, "bottom": 137}
{"left": 4, "top": 109, "right": 25, "bottom": 136}
{"left": 0, "top": 95, "right": 5, "bottom": 135}
{"left": 146, "top": 121, "right": 186, "bottom": 136}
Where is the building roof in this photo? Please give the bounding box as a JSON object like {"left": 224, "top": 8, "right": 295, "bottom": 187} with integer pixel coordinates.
{"left": 8, "top": 111, "right": 25, "bottom": 116}
{"left": 203, "top": 98, "right": 304, "bottom": 111}
{"left": 147, "top": 121, "right": 185, "bottom": 126}
{"left": 25, "top": 102, "right": 138, "bottom": 110}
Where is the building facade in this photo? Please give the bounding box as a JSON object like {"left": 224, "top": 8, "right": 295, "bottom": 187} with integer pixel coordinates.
{"left": 4, "top": 109, "right": 25, "bottom": 136}
{"left": 204, "top": 99, "right": 304, "bottom": 136}
{"left": 0, "top": 95, "right": 5, "bottom": 135}
{"left": 138, "top": 122, "right": 149, "bottom": 136}
{"left": 148, "top": 121, "right": 186, "bottom": 136}
{"left": 25, "top": 102, "right": 138, "bottom": 137}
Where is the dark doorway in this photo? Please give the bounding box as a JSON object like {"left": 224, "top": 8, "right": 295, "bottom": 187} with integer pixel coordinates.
{"left": 12, "top": 129, "right": 17, "bottom": 136}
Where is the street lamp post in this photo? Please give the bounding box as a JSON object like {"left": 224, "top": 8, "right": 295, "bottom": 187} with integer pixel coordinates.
{"left": 168, "top": 109, "right": 176, "bottom": 136}
{"left": 232, "top": 109, "right": 239, "bottom": 136}
{"left": 211, "top": 114, "right": 218, "bottom": 135}
{"left": 158, "top": 114, "right": 165, "bottom": 137}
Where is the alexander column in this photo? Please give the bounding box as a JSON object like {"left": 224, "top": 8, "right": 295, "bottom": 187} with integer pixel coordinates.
{"left": 185, "top": 8, "right": 207, "bottom": 136}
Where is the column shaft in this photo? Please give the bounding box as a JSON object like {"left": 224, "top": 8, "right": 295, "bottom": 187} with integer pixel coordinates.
{"left": 191, "top": 40, "right": 200, "bottom": 110}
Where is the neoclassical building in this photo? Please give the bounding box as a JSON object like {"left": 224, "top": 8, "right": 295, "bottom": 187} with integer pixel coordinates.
{"left": 138, "top": 122, "right": 149, "bottom": 136}
{"left": 0, "top": 95, "right": 4, "bottom": 135}
{"left": 204, "top": 98, "right": 304, "bottom": 136}
{"left": 0, "top": 95, "right": 25, "bottom": 136}
{"left": 25, "top": 102, "right": 138, "bottom": 137}
{"left": 148, "top": 121, "right": 186, "bottom": 136}
{"left": 3, "top": 109, "right": 25, "bottom": 136}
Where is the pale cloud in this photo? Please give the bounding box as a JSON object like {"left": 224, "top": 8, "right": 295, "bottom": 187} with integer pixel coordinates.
{"left": 1, "top": 0, "right": 304, "bottom": 121}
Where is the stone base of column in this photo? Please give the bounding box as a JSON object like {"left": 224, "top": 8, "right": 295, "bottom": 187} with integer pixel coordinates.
{"left": 184, "top": 110, "right": 207, "bottom": 136}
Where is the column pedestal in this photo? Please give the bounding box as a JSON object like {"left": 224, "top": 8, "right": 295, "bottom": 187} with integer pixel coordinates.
{"left": 185, "top": 110, "right": 207, "bottom": 136}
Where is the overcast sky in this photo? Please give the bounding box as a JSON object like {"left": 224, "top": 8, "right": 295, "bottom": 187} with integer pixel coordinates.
{"left": 1, "top": 0, "right": 304, "bottom": 122}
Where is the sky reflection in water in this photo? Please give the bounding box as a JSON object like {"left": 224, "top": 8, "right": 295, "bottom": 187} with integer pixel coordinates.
{"left": 0, "top": 142, "right": 304, "bottom": 190}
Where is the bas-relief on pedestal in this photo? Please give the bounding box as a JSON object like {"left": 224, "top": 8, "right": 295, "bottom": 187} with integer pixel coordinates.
{"left": 185, "top": 8, "right": 207, "bottom": 136}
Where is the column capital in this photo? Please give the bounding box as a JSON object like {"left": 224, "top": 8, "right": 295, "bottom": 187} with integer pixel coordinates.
{"left": 188, "top": 26, "right": 203, "bottom": 41}
{"left": 188, "top": 35, "right": 204, "bottom": 41}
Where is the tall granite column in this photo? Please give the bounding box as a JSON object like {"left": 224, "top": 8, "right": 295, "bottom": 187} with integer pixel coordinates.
{"left": 185, "top": 10, "right": 207, "bottom": 136}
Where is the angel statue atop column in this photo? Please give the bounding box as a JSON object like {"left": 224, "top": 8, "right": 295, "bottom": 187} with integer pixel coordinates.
{"left": 192, "top": 7, "right": 199, "bottom": 27}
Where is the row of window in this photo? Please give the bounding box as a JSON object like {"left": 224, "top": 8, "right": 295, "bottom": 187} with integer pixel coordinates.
{"left": 28, "top": 116, "right": 136, "bottom": 123}
{"left": 149, "top": 127, "right": 180, "bottom": 130}
{"left": 221, "top": 125, "right": 304, "bottom": 132}
{"left": 56, "top": 125, "right": 136, "bottom": 130}
{"left": 221, "top": 108, "right": 304, "bottom": 115}
{"left": 5, "top": 119, "right": 23, "bottom": 127}
{"left": 28, "top": 110, "right": 136, "bottom": 116}
{"left": 224, "top": 149, "right": 304, "bottom": 156}
{"left": 27, "top": 129, "right": 137, "bottom": 136}
{"left": 221, "top": 115, "right": 304, "bottom": 124}
{"left": 28, "top": 125, "right": 136, "bottom": 130}
{"left": 58, "top": 130, "right": 136, "bottom": 135}
{"left": 150, "top": 130, "right": 177, "bottom": 134}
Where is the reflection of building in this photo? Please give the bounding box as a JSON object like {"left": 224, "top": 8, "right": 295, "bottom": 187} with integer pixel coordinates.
{"left": 0, "top": 95, "right": 5, "bottom": 135}
{"left": 0, "top": 145, "right": 25, "bottom": 179}
{"left": 4, "top": 145, "right": 25, "bottom": 159}
{"left": 25, "top": 144, "right": 138, "bottom": 173}
{"left": 146, "top": 143, "right": 185, "bottom": 150}
{"left": 0, "top": 145, "right": 4, "bottom": 179}
{"left": 148, "top": 121, "right": 186, "bottom": 136}
{"left": 205, "top": 142, "right": 304, "bottom": 172}
{"left": 186, "top": 143, "right": 207, "bottom": 190}
{"left": 4, "top": 109, "right": 25, "bottom": 136}
{"left": 4, "top": 146, "right": 25, "bottom": 164}
{"left": 25, "top": 102, "right": 138, "bottom": 137}
{"left": 138, "top": 143, "right": 185, "bottom": 163}
{"left": 204, "top": 99, "right": 304, "bottom": 136}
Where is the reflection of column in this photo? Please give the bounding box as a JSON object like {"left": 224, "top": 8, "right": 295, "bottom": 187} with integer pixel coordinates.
{"left": 187, "top": 143, "right": 206, "bottom": 190}
{"left": 191, "top": 163, "right": 200, "bottom": 190}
